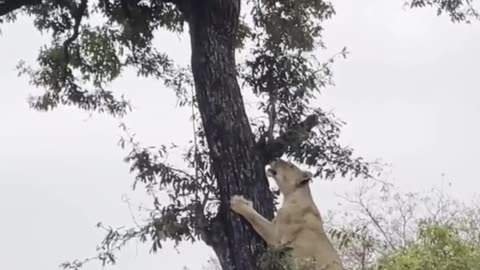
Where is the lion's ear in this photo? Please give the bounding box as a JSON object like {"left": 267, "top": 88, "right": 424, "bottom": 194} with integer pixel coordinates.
{"left": 297, "top": 170, "right": 313, "bottom": 187}
{"left": 302, "top": 170, "right": 313, "bottom": 181}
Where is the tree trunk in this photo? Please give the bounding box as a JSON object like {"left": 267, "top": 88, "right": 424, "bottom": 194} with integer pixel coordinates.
{"left": 188, "top": 1, "right": 275, "bottom": 269}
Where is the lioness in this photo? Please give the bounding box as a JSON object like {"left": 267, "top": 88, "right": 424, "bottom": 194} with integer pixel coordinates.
{"left": 230, "top": 158, "right": 343, "bottom": 270}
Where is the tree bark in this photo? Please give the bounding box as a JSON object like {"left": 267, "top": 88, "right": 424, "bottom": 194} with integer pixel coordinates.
{"left": 188, "top": 1, "right": 275, "bottom": 269}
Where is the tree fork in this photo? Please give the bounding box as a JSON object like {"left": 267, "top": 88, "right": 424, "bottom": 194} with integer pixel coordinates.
{"left": 257, "top": 114, "right": 320, "bottom": 162}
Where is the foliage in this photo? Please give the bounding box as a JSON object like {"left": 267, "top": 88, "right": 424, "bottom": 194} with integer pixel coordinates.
{"left": 325, "top": 182, "right": 480, "bottom": 270}
{"left": 407, "top": 0, "right": 480, "bottom": 23}
{"left": 377, "top": 224, "right": 480, "bottom": 270}
{"left": 259, "top": 248, "right": 318, "bottom": 270}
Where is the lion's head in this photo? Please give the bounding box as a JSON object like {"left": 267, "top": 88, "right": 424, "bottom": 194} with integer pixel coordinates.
{"left": 266, "top": 158, "right": 313, "bottom": 195}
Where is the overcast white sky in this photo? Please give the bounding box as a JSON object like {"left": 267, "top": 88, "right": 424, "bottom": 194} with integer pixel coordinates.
{"left": 1, "top": 1, "right": 479, "bottom": 270}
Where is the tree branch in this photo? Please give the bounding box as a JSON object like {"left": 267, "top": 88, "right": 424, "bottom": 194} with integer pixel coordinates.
{"left": 62, "top": 0, "right": 88, "bottom": 75}
{"left": 0, "top": 0, "right": 41, "bottom": 17}
{"left": 257, "top": 114, "right": 319, "bottom": 162}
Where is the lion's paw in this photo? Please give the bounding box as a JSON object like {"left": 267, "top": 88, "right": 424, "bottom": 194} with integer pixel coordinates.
{"left": 230, "top": 195, "right": 253, "bottom": 214}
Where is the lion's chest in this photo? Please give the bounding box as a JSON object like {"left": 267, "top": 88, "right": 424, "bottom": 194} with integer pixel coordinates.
{"left": 273, "top": 203, "right": 306, "bottom": 241}
{"left": 273, "top": 202, "right": 325, "bottom": 257}
{"left": 270, "top": 200, "right": 343, "bottom": 270}
{"left": 274, "top": 206, "right": 303, "bottom": 228}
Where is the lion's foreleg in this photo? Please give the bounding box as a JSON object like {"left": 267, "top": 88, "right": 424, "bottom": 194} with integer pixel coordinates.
{"left": 230, "top": 195, "right": 278, "bottom": 247}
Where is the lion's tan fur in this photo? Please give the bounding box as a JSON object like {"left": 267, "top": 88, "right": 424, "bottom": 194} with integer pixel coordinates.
{"left": 230, "top": 158, "right": 343, "bottom": 270}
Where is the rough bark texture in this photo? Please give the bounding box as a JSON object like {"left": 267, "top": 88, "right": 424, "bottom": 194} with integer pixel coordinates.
{"left": 188, "top": 1, "right": 275, "bottom": 269}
